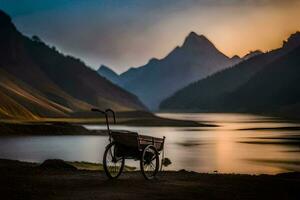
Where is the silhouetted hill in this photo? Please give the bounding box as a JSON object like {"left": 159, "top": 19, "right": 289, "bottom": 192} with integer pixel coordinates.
{"left": 226, "top": 45, "right": 300, "bottom": 116}
{"left": 282, "top": 31, "right": 300, "bottom": 50}
{"left": 100, "top": 32, "right": 239, "bottom": 110}
{"left": 160, "top": 32, "right": 300, "bottom": 113}
{"left": 0, "top": 10, "right": 145, "bottom": 119}
{"left": 243, "top": 50, "right": 263, "bottom": 60}
{"left": 97, "top": 65, "right": 120, "bottom": 85}
{"left": 230, "top": 55, "right": 242, "bottom": 63}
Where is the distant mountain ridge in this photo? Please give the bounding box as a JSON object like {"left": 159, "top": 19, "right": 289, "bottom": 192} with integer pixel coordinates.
{"left": 225, "top": 45, "right": 300, "bottom": 116}
{"left": 243, "top": 50, "right": 263, "bottom": 60}
{"left": 0, "top": 10, "right": 145, "bottom": 119}
{"left": 97, "top": 65, "right": 120, "bottom": 85}
{"left": 160, "top": 31, "right": 300, "bottom": 116}
{"left": 98, "top": 32, "right": 241, "bottom": 110}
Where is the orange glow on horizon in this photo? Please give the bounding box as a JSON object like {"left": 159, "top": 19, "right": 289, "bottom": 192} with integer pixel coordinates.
{"left": 152, "top": 3, "right": 300, "bottom": 62}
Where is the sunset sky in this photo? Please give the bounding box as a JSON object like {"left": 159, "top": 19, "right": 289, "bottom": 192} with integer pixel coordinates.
{"left": 1, "top": 0, "right": 300, "bottom": 73}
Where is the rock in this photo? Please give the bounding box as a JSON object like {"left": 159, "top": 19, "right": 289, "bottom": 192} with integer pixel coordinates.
{"left": 39, "top": 159, "right": 77, "bottom": 171}
{"left": 162, "top": 157, "right": 172, "bottom": 167}
{"left": 178, "top": 169, "right": 188, "bottom": 173}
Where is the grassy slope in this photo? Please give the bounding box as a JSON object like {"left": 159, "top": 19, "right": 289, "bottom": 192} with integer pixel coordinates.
{"left": 0, "top": 69, "right": 74, "bottom": 119}
{"left": 0, "top": 10, "right": 146, "bottom": 120}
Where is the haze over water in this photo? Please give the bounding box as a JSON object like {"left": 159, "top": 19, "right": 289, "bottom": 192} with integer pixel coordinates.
{"left": 0, "top": 113, "right": 300, "bottom": 174}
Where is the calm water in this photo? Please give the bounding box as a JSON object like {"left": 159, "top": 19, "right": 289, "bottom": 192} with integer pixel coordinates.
{"left": 0, "top": 113, "right": 300, "bottom": 174}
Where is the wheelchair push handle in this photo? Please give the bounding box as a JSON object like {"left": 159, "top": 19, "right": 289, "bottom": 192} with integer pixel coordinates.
{"left": 91, "top": 108, "right": 116, "bottom": 135}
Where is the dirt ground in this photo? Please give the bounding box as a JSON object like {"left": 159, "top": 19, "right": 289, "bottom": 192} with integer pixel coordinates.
{"left": 0, "top": 159, "right": 299, "bottom": 200}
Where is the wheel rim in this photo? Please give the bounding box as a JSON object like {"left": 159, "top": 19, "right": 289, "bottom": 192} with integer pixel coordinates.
{"left": 141, "top": 146, "right": 159, "bottom": 179}
{"left": 104, "top": 143, "right": 124, "bottom": 178}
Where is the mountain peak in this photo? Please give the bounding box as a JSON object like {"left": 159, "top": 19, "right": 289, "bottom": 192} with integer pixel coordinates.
{"left": 98, "top": 65, "right": 118, "bottom": 76}
{"left": 97, "top": 65, "right": 120, "bottom": 85}
{"left": 147, "top": 58, "right": 160, "bottom": 65}
{"left": 288, "top": 31, "right": 300, "bottom": 40}
{"left": 184, "top": 31, "right": 209, "bottom": 42}
{"left": 231, "top": 55, "right": 241, "bottom": 61}
{"left": 183, "top": 32, "right": 214, "bottom": 49}
{"left": 187, "top": 31, "right": 203, "bottom": 39}
{"left": 98, "top": 64, "right": 110, "bottom": 71}
{"left": 283, "top": 31, "right": 300, "bottom": 50}
{"left": 231, "top": 55, "right": 241, "bottom": 59}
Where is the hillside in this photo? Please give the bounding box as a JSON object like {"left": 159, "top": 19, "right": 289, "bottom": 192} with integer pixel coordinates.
{"left": 160, "top": 32, "right": 300, "bottom": 113}
{"left": 226, "top": 45, "right": 300, "bottom": 116}
{"left": 0, "top": 68, "right": 72, "bottom": 119}
{"left": 99, "top": 32, "right": 240, "bottom": 110}
{"left": 0, "top": 10, "right": 145, "bottom": 119}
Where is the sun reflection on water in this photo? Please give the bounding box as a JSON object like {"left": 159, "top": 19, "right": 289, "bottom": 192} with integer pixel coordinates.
{"left": 0, "top": 113, "right": 299, "bottom": 174}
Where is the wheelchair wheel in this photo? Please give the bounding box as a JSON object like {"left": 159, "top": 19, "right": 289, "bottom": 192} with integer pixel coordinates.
{"left": 103, "top": 142, "right": 125, "bottom": 179}
{"left": 140, "top": 145, "right": 159, "bottom": 180}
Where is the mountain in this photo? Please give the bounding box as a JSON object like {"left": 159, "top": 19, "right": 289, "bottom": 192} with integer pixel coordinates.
{"left": 243, "top": 50, "right": 263, "bottom": 60}
{"left": 160, "top": 32, "right": 300, "bottom": 114}
{"left": 97, "top": 65, "right": 120, "bottom": 85}
{"left": 99, "top": 32, "right": 240, "bottom": 110}
{"left": 0, "top": 10, "right": 145, "bottom": 119}
{"left": 225, "top": 45, "right": 300, "bottom": 116}
{"left": 230, "top": 55, "right": 242, "bottom": 63}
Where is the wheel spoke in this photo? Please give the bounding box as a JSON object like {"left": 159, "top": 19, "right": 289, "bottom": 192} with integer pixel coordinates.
{"left": 150, "top": 162, "right": 155, "bottom": 170}
{"left": 141, "top": 146, "right": 159, "bottom": 179}
{"left": 104, "top": 143, "right": 124, "bottom": 178}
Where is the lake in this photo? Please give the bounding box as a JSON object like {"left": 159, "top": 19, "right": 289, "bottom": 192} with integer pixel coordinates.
{"left": 0, "top": 113, "right": 300, "bottom": 174}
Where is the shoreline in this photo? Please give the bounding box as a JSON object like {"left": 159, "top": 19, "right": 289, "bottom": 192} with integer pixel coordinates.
{"left": 0, "top": 113, "right": 216, "bottom": 135}
{"left": 158, "top": 110, "right": 300, "bottom": 122}
{"left": 0, "top": 121, "right": 211, "bottom": 136}
{"left": 1, "top": 159, "right": 299, "bottom": 200}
